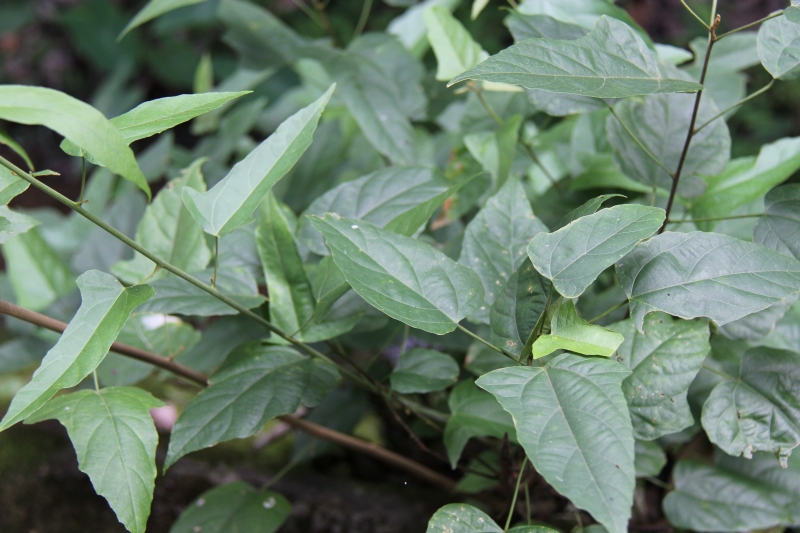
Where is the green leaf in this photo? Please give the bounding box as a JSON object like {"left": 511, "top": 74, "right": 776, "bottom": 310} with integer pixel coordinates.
{"left": 0, "top": 85, "right": 149, "bottom": 199}
{"left": 788, "top": 5, "right": 800, "bottom": 24}
{"left": 182, "top": 85, "right": 334, "bottom": 237}
{"left": 0, "top": 271, "right": 153, "bottom": 430}
{"left": 302, "top": 358, "right": 341, "bottom": 408}
{"left": 528, "top": 204, "right": 665, "bottom": 298}
{"left": 425, "top": 6, "right": 488, "bottom": 81}
{"left": 308, "top": 255, "right": 350, "bottom": 318}
{"left": 608, "top": 314, "right": 710, "bottom": 439}
{"left": 0, "top": 206, "right": 39, "bottom": 243}
{"left": 504, "top": 11, "right": 588, "bottom": 42}
{"left": 556, "top": 194, "right": 625, "bottom": 230}
{"left": 443, "top": 380, "right": 516, "bottom": 468}
{"left": 298, "top": 167, "right": 464, "bottom": 256}
{"left": 702, "top": 346, "right": 800, "bottom": 464}
{"left": 476, "top": 354, "right": 635, "bottom": 533}
{"left": 690, "top": 137, "right": 800, "bottom": 226}
{"left": 449, "top": 17, "right": 702, "bottom": 97}
{"left": 164, "top": 344, "right": 312, "bottom": 469}
{"left": 460, "top": 177, "right": 548, "bottom": 323}
{"left": 655, "top": 43, "right": 693, "bottom": 65}
{"left": 0, "top": 164, "right": 29, "bottom": 205}
{"left": 531, "top": 300, "right": 623, "bottom": 359}
{"left": 175, "top": 316, "right": 266, "bottom": 374}
{"left": 309, "top": 215, "right": 484, "bottom": 335}
{"left": 2, "top": 226, "right": 74, "bottom": 311}
{"left": 758, "top": 13, "right": 800, "bottom": 79}
{"left": 606, "top": 93, "right": 731, "bottom": 198}
{"left": 26, "top": 387, "right": 164, "bottom": 533}
{"left": 490, "top": 258, "right": 552, "bottom": 357}
{"left": 471, "top": 0, "right": 489, "bottom": 19}
{"left": 390, "top": 348, "right": 459, "bottom": 393}
{"left": 616, "top": 231, "right": 800, "bottom": 332}
{"left": 0, "top": 129, "right": 34, "bottom": 170}
{"left": 634, "top": 439, "right": 666, "bottom": 477}
{"left": 426, "top": 503, "right": 503, "bottom": 532}
{"left": 387, "top": 0, "right": 461, "bottom": 57}
{"left": 463, "top": 116, "right": 522, "bottom": 190}
{"left": 663, "top": 454, "right": 800, "bottom": 531}
{"left": 120, "top": 0, "right": 208, "bottom": 39}
{"left": 169, "top": 481, "right": 291, "bottom": 533}
{"left": 113, "top": 159, "right": 211, "bottom": 284}
{"left": 755, "top": 184, "right": 800, "bottom": 260}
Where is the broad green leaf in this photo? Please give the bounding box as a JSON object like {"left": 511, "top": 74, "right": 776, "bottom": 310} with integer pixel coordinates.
{"left": 0, "top": 85, "right": 149, "bottom": 199}
{"left": 616, "top": 231, "right": 800, "bottom": 332}
{"left": 169, "top": 481, "right": 291, "bottom": 533}
{"left": 0, "top": 129, "right": 33, "bottom": 170}
{"left": 425, "top": 6, "right": 488, "bottom": 81}
{"left": 182, "top": 85, "right": 334, "bottom": 237}
{"left": 390, "top": 348, "right": 459, "bottom": 393}
{"left": 113, "top": 159, "right": 211, "bottom": 284}
{"left": 490, "top": 258, "right": 552, "bottom": 357}
{"left": 443, "top": 380, "right": 516, "bottom": 468}
{"left": 387, "top": 0, "right": 461, "bottom": 57}
{"left": 556, "top": 194, "right": 625, "bottom": 230}
{"left": 302, "top": 358, "right": 341, "bottom": 408}
{"left": 608, "top": 314, "right": 710, "bottom": 439}
{"left": 531, "top": 300, "right": 623, "bottom": 358}
{"left": 634, "top": 440, "right": 666, "bottom": 477}
{"left": 309, "top": 215, "right": 484, "bottom": 335}
{"left": 527, "top": 89, "right": 606, "bottom": 116}
{"left": 175, "top": 316, "right": 266, "bottom": 374}
{"left": 788, "top": 4, "right": 800, "bottom": 24}
{"left": 26, "top": 387, "right": 164, "bottom": 533}
{"left": 690, "top": 137, "right": 800, "bottom": 226}
{"left": 702, "top": 346, "right": 800, "bottom": 464}
{"left": 758, "top": 13, "right": 800, "bottom": 79}
{"left": 137, "top": 267, "right": 266, "bottom": 317}
{"left": 755, "top": 184, "right": 800, "bottom": 260}
{"left": 120, "top": 0, "right": 208, "bottom": 39}
{"left": 449, "top": 17, "right": 702, "bottom": 97}
{"left": 505, "top": 11, "right": 588, "bottom": 42}
{"left": 164, "top": 344, "right": 313, "bottom": 469}
{"left": 308, "top": 255, "right": 350, "bottom": 318}
{"left": 663, "top": 454, "right": 800, "bottom": 531}
{"left": 463, "top": 116, "right": 522, "bottom": 190}
{"left": 606, "top": 93, "right": 730, "bottom": 198}
{"left": 0, "top": 271, "right": 153, "bottom": 430}
{"left": 459, "top": 177, "right": 548, "bottom": 323}
{"left": 427, "top": 503, "right": 558, "bottom": 533}
{"left": 476, "top": 354, "right": 635, "bottom": 533}
{"left": 686, "top": 32, "right": 761, "bottom": 77}
{"left": 0, "top": 165, "right": 29, "bottom": 205}
{"left": 298, "top": 167, "right": 464, "bottom": 256}
{"left": 528, "top": 204, "right": 665, "bottom": 298}
{"left": 2, "top": 226, "right": 74, "bottom": 311}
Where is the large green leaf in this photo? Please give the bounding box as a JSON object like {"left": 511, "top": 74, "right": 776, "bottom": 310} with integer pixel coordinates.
{"left": 182, "top": 85, "right": 334, "bottom": 237}
{"left": 702, "top": 347, "right": 800, "bottom": 465}
{"left": 663, "top": 454, "right": 800, "bottom": 531}
{"left": 460, "top": 177, "right": 548, "bottom": 323}
{"left": 528, "top": 204, "right": 665, "bottom": 298}
{"left": 690, "top": 137, "right": 800, "bottom": 226}
{"left": 0, "top": 271, "right": 153, "bottom": 430}
{"left": 755, "top": 184, "right": 800, "bottom": 260}
{"left": 390, "top": 348, "right": 459, "bottom": 394}
{"left": 504, "top": 11, "right": 588, "bottom": 42}
{"left": 531, "top": 300, "right": 623, "bottom": 358}
{"left": 309, "top": 215, "right": 484, "bottom": 335}
{"left": 606, "top": 93, "right": 730, "bottom": 198}
{"left": 113, "top": 159, "right": 211, "bottom": 284}
{"left": 169, "top": 481, "right": 291, "bottom": 533}
{"left": 164, "top": 344, "right": 313, "bottom": 469}
{"left": 26, "top": 387, "right": 164, "bottom": 533}
{"left": 463, "top": 116, "right": 522, "bottom": 191}
{"left": 0, "top": 85, "right": 149, "bottom": 198}
{"left": 449, "top": 17, "right": 702, "bottom": 97}
{"left": 425, "top": 6, "right": 487, "bottom": 81}
{"left": 616, "top": 231, "right": 800, "bottom": 332}
{"left": 608, "top": 314, "right": 710, "bottom": 439}
{"left": 476, "top": 354, "right": 635, "bottom": 533}
{"left": 443, "top": 380, "right": 516, "bottom": 468}
{"left": 426, "top": 503, "right": 561, "bottom": 533}
{"left": 120, "top": 0, "right": 208, "bottom": 38}
{"left": 757, "top": 13, "right": 800, "bottom": 79}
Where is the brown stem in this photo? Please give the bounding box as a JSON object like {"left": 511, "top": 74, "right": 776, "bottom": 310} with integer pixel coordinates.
{"left": 0, "top": 299, "right": 457, "bottom": 492}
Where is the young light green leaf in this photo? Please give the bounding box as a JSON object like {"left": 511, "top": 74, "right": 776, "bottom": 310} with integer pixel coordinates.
{"left": 0, "top": 86, "right": 149, "bottom": 198}
{"left": 390, "top": 348, "right": 459, "bottom": 394}
{"left": 113, "top": 159, "right": 211, "bottom": 284}
{"left": 634, "top": 440, "right": 666, "bottom": 477}
{"left": 0, "top": 129, "right": 34, "bottom": 170}
{"left": 476, "top": 354, "right": 635, "bottom": 533}
{"left": 608, "top": 314, "right": 710, "bottom": 439}
{"left": 449, "top": 17, "right": 702, "bottom": 97}
{"left": 528, "top": 204, "right": 665, "bottom": 298}
{"left": 443, "top": 380, "right": 516, "bottom": 468}
{"left": 164, "top": 344, "right": 313, "bottom": 469}
{"left": 460, "top": 177, "right": 548, "bottom": 323}
{"left": 169, "top": 481, "right": 291, "bottom": 533}
{"left": 755, "top": 184, "right": 800, "bottom": 260}
{"left": 309, "top": 215, "right": 484, "bottom": 335}
{"left": 758, "top": 13, "right": 800, "bottom": 79}
{"left": 616, "top": 231, "right": 800, "bottom": 332}
{"left": 0, "top": 165, "right": 29, "bottom": 205}
{"left": 425, "top": 6, "right": 488, "bottom": 81}
{"left": 26, "top": 387, "right": 164, "bottom": 533}
{"left": 182, "top": 85, "right": 334, "bottom": 237}
{"left": 0, "top": 271, "right": 153, "bottom": 430}
{"left": 690, "top": 137, "right": 800, "bottom": 226}
{"left": 531, "top": 300, "right": 623, "bottom": 359}
{"left": 702, "top": 347, "right": 800, "bottom": 465}
{"left": 463, "top": 116, "right": 522, "bottom": 190}
{"left": 120, "top": 0, "right": 208, "bottom": 39}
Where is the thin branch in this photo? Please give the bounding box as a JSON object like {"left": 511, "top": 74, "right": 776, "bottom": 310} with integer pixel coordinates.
{"left": 607, "top": 104, "right": 676, "bottom": 179}
{"left": 679, "top": 0, "right": 711, "bottom": 29}
{"left": 353, "top": 0, "right": 372, "bottom": 40}
{"left": 457, "top": 324, "right": 520, "bottom": 363}
{"left": 588, "top": 300, "right": 627, "bottom": 323}
{"left": 693, "top": 79, "right": 775, "bottom": 134}
{"left": 667, "top": 213, "right": 763, "bottom": 224}
{"left": 504, "top": 456, "right": 528, "bottom": 531}
{"left": 715, "top": 11, "right": 783, "bottom": 40}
